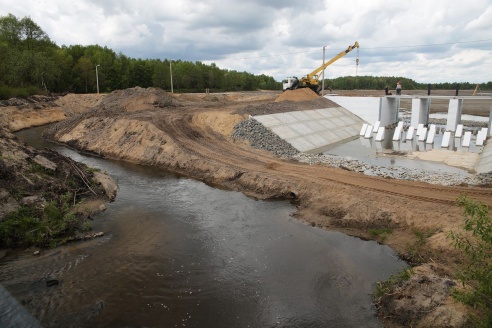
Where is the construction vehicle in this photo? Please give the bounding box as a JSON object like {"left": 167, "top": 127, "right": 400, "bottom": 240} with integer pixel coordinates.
{"left": 283, "top": 41, "right": 359, "bottom": 94}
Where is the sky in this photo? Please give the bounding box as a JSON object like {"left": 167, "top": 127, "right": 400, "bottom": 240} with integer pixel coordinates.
{"left": 2, "top": 0, "right": 492, "bottom": 83}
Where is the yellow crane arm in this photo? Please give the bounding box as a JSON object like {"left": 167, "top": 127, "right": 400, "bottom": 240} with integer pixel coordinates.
{"left": 302, "top": 41, "right": 359, "bottom": 84}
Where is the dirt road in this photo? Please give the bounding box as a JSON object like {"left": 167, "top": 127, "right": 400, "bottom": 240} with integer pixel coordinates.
{"left": 5, "top": 88, "right": 492, "bottom": 327}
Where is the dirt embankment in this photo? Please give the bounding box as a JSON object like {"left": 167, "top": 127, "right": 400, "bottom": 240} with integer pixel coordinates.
{"left": 3, "top": 88, "right": 492, "bottom": 327}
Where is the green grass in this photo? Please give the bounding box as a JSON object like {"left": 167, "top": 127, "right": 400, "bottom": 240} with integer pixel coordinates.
{"left": 0, "top": 193, "right": 90, "bottom": 248}
{"left": 369, "top": 227, "right": 392, "bottom": 242}
{"left": 374, "top": 268, "right": 413, "bottom": 300}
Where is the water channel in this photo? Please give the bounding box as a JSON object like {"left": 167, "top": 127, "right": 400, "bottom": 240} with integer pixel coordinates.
{"left": 3, "top": 126, "right": 407, "bottom": 327}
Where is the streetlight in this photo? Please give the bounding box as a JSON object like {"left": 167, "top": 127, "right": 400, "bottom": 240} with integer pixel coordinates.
{"left": 321, "top": 46, "right": 326, "bottom": 96}
{"left": 96, "top": 64, "right": 100, "bottom": 94}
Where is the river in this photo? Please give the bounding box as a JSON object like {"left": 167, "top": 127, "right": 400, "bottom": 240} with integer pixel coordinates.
{"left": 1, "top": 126, "right": 407, "bottom": 327}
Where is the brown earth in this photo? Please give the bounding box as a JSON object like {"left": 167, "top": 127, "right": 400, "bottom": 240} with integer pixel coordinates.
{"left": 2, "top": 88, "right": 492, "bottom": 327}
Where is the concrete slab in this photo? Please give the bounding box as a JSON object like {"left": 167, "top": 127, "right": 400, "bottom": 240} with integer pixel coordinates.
{"left": 364, "top": 125, "right": 373, "bottom": 138}
{"left": 325, "top": 96, "right": 380, "bottom": 123}
{"left": 476, "top": 141, "right": 492, "bottom": 173}
{"left": 406, "top": 149, "right": 480, "bottom": 171}
{"left": 252, "top": 106, "right": 365, "bottom": 153}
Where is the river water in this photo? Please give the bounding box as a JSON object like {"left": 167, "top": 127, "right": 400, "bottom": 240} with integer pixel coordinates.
{"left": 2, "top": 127, "right": 407, "bottom": 327}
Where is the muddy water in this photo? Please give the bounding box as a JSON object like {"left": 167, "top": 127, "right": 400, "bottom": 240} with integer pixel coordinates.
{"left": 4, "top": 127, "right": 407, "bottom": 327}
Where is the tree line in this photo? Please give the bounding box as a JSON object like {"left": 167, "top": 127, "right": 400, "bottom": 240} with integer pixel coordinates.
{"left": 0, "top": 14, "right": 280, "bottom": 99}
{"left": 1, "top": 14, "right": 490, "bottom": 100}
{"left": 325, "top": 76, "right": 492, "bottom": 92}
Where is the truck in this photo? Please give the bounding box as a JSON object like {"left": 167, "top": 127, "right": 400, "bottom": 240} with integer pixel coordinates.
{"left": 283, "top": 41, "right": 359, "bottom": 94}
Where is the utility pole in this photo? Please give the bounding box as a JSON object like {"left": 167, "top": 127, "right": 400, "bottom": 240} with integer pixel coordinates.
{"left": 96, "top": 64, "right": 100, "bottom": 94}
{"left": 169, "top": 61, "right": 173, "bottom": 93}
{"left": 321, "top": 46, "right": 326, "bottom": 96}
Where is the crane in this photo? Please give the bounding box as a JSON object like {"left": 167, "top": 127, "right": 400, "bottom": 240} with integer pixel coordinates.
{"left": 282, "top": 41, "right": 359, "bottom": 94}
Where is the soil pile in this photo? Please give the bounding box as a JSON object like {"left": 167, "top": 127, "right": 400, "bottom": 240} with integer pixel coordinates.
{"left": 234, "top": 97, "right": 339, "bottom": 116}
{"left": 274, "top": 88, "right": 319, "bottom": 102}
{"left": 54, "top": 93, "right": 104, "bottom": 116}
{"left": 91, "top": 87, "right": 181, "bottom": 114}
{"left": 377, "top": 264, "right": 468, "bottom": 328}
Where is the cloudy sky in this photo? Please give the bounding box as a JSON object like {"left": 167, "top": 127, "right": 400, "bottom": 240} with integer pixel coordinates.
{"left": 2, "top": 0, "right": 492, "bottom": 83}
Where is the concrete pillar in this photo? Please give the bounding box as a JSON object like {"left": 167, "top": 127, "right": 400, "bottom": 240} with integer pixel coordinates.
{"left": 446, "top": 98, "right": 463, "bottom": 132}
{"left": 410, "top": 98, "right": 430, "bottom": 128}
{"left": 379, "top": 97, "right": 400, "bottom": 126}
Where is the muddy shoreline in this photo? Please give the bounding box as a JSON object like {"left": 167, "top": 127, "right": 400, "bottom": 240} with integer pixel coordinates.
{"left": 2, "top": 89, "right": 492, "bottom": 327}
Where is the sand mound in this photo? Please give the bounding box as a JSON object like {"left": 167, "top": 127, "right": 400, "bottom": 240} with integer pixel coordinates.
{"left": 93, "top": 87, "right": 181, "bottom": 113}
{"left": 274, "top": 88, "right": 319, "bottom": 102}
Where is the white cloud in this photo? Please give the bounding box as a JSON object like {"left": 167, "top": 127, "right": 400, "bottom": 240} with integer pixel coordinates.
{"left": 1, "top": 0, "right": 491, "bottom": 83}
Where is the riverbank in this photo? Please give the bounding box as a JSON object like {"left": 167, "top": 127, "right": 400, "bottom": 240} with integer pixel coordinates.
{"left": 2, "top": 89, "right": 492, "bottom": 327}
{"left": 0, "top": 93, "right": 116, "bottom": 251}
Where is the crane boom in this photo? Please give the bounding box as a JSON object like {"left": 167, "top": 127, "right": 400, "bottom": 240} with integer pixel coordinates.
{"left": 304, "top": 41, "right": 359, "bottom": 84}
{"left": 282, "top": 41, "right": 359, "bottom": 94}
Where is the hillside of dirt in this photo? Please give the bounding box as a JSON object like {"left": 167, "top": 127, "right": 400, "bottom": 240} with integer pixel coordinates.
{"left": 2, "top": 88, "right": 492, "bottom": 327}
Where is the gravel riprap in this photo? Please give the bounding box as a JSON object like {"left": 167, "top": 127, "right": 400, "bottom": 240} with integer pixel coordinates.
{"left": 232, "top": 118, "right": 299, "bottom": 158}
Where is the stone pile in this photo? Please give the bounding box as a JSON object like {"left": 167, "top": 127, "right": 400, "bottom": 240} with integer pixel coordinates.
{"left": 232, "top": 118, "right": 299, "bottom": 158}
{"left": 294, "top": 153, "right": 492, "bottom": 186}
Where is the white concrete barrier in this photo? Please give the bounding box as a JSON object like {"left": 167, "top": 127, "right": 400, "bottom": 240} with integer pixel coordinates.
{"left": 360, "top": 123, "right": 368, "bottom": 136}
{"left": 406, "top": 126, "right": 415, "bottom": 140}
{"left": 375, "top": 127, "right": 385, "bottom": 141}
{"left": 373, "top": 121, "right": 381, "bottom": 133}
{"left": 426, "top": 124, "right": 436, "bottom": 144}
{"left": 462, "top": 131, "right": 472, "bottom": 147}
{"left": 418, "top": 128, "right": 428, "bottom": 141}
{"left": 441, "top": 131, "right": 451, "bottom": 148}
{"left": 393, "top": 126, "right": 402, "bottom": 141}
{"left": 364, "top": 125, "right": 373, "bottom": 138}
{"left": 476, "top": 128, "right": 488, "bottom": 146}
{"left": 455, "top": 124, "right": 464, "bottom": 138}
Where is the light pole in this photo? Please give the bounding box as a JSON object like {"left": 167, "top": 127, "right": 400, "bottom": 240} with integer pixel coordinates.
{"left": 169, "top": 60, "right": 173, "bottom": 93}
{"left": 321, "top": 46, "right": 326, "bottom": 96}
{"left": 96, "top": 64, "right": 100, "bottom": 94}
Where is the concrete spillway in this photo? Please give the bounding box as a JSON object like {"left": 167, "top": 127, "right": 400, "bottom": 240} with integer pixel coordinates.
{"left": 252, "top": 107, "right": 364, "bottom": 153}
{"left": 251, "top": 95, "right": 492, "bottom": 174}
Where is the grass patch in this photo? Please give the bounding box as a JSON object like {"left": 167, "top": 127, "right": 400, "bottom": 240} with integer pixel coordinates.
{"left": 404, "top": 227, "right": 439, "bottom": 264}
{"left": 374, "top": 268, "right": 413, "bottom": 300}
{"left": 0, "top": 192, "right": 90, "bottom": 248}
{"left": 369, "top": 227, "right": 392, "bottom": 242}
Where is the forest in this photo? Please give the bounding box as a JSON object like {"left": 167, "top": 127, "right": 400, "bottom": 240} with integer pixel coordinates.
{"left": 1, "top": 14, "right": 491, "bottom": 100}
